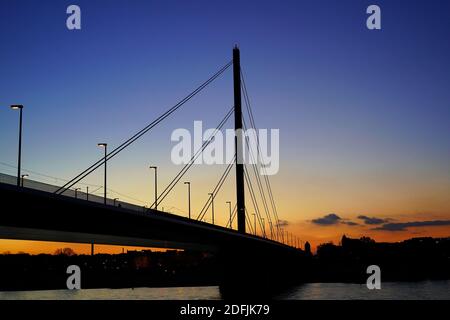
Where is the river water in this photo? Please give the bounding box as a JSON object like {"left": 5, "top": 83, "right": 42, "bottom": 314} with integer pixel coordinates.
{"left": 0, "top": 281, "right": 449, "bottom": 300}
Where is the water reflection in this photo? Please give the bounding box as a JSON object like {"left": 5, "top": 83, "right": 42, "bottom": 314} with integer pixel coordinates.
{"left": 0, "top": 286, "right": 221, "bottom": 300}
{"left": 0, "top": 281, "right": 449, "bottom": 300}
{"left": 276, "top": 280, "right": 450, "bottom": 300}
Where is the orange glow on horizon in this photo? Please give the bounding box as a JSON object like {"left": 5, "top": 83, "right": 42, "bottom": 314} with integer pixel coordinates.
{"left": 0, "top": 239, "right": 174, "bottom": 255}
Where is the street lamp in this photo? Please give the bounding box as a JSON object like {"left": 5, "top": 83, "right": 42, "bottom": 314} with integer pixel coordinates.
{"left": 113, "top": 198, "right": 119, "bottom": 206}
{"left": 184, "top": 182, "right": 191, "bottom": 219}
{"left": 74, "top": 188, "right": 80, "bottom": 199}
{"left": 269, "top": 221, "right": 273, "bottom": 240}
{"left": 97, "top": 143, "right": 107, "bottom": 205}
{"left": 10, "top": 105, "right": 23, "bottom": 187}
{"left": 252, "top": 213, "right": 256, "bottom": 236}
{"left": 262, "top": 218, "right": 266, "bottom": 238}
{"left": 20, "top": 174, "right": 28, "bottom": 187}
{"left": 208, "top": 193, "right": 215, "bottom": 225}
{"left": 226, "top": 201, "right": 232, "bottom": 229}
{"left": 149, "top": 166, "right": 158, "bottom": 210}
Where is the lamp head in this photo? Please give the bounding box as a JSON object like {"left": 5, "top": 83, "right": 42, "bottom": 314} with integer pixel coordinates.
{"left": 10, "top": 105, "right": 23, "bottom": 110}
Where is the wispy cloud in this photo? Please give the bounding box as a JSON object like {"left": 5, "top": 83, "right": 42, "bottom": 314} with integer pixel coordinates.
{"left": 357, "top": 215, "right": 388, "bottom": 225}
{"left": 373, "top": 220, "right": 450, "bottom": 232}
{"left": 311, "top": 214, "right": 359, "bottom": 226}
{"left": 312, "top": 214, "right": 341, "bottom": 226}
{"left": 277, "top": 220, "right": 289, "bottom": 227}
{"left": 342, "top": 221, "right": 359, "bottom": 226}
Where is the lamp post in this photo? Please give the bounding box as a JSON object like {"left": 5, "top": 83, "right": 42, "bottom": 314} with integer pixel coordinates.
{"left": 20, "top": 174, "right": 28, "bottom": 187}
{"left": 226, "top": 201, "right": 232, "bottom": 229}
{"left": 86, "top": 186, "right": 89, "bottom": 201}
{"left": 184, "top": 182, "right": 191, "bottom": 219}
{"left": 269, "top": 221, "right": 273, "bottom": 240}
{"left": 208, "top": 193, "right": 215, "bottom": 225}
{"left": 10, "top": 105, "right": 23, "bottom": 187}
{"left": 97, "top": 143, "right": 107, "bottom": 205}
{"left": 113, "top": 198, "right": 119, "bottom": 206}
{"left": 74, "top": 188, "right": 80, "bottom": 199}
{"left": 262, "top": 218, "right": 266, "bottom": 238}
{"left": 149, "top": 166, "right": 158, "bottom": 210}
{"left": 252, "top": 213, "right": 256, "bottom": 236}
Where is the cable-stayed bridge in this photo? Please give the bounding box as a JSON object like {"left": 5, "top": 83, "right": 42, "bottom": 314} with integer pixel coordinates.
{"left": 0, "top": 47, "right": 309, "bottom": 295}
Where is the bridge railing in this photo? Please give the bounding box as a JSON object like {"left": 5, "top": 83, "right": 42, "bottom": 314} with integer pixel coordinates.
{"left": 0, "top": 172, "right": 148, "bottom": 213}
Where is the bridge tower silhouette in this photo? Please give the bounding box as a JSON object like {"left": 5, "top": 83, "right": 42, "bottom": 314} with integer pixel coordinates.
{"left": 233, "top": 46, "right": 246, "bottom": 234}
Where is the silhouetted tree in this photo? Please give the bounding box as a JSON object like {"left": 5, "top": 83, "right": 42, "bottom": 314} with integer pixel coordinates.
{"left": 54, "top": 248, "right": 76, "bottom": 256}
{"left": 317, "top": 242, "right": 342, "bottom": 259}
{"left": 360, "top": 236, "right": 375, "bottom": 244}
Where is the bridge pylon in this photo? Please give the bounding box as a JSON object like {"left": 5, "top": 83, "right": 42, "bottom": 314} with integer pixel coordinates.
{"left": 233, "top": 46, "right": 246, "bottom": 234}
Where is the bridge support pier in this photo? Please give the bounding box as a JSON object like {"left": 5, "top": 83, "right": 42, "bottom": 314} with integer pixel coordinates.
{"left": 217, "top": 243, "right": 309, "bottom": 298}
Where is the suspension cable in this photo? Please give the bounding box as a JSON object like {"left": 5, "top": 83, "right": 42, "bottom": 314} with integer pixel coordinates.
{"left": 244, "top": 166, "right": 265, "bottom": 235}
{"left": 243, "top": 117, "right": 275, "bottom": 239}
{"left": 155, "top": 107, "right": 234, "bottom": 209}
{"left": 241, "top": 68, "right": 281, "bottom": 239}
{"left": 225, "top": 203, "right": 237, "bottom": 228}
{"left": 197, "top": 153, "right": 236, "bottom": 221}
{"left": 55, "top": 60, "right": 232, "bottom": 195}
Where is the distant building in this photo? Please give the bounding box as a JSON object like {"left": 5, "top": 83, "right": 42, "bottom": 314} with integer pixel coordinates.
{"left": 304, "top": 241, "right": 311, "bottom": 255}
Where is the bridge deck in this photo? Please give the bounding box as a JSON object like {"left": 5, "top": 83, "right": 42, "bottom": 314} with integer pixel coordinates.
{"left": 0, "top": 182, "right": 297, "bottom": 253}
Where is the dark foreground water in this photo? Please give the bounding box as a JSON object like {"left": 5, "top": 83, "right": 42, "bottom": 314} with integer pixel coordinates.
{"left": 0, "top": 281, "right": 449, "bottom": 300}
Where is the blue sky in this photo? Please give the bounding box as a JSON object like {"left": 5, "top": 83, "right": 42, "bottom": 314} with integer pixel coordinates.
{"left": 1, "top": 1, "right": 449, "bottom": 244}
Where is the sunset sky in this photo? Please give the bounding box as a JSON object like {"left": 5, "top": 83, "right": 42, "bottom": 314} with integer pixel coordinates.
{"left": 1, "top": 0, "right": 449, "bottom": 253}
